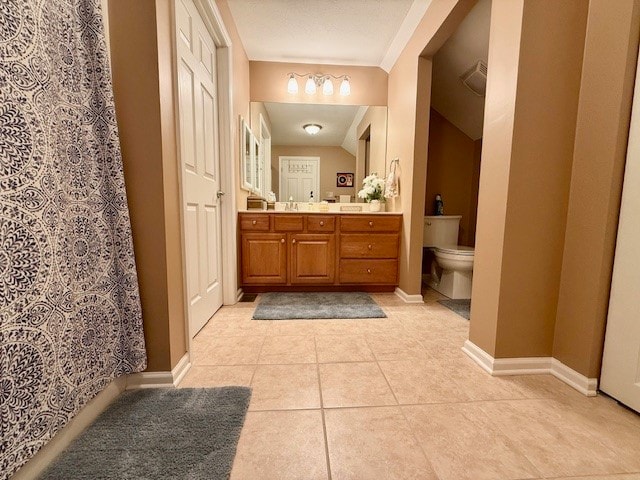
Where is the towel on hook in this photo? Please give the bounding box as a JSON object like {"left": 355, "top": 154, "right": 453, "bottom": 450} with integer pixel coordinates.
{"left": 384, "top": 158, "right": 399, "bottom": 199}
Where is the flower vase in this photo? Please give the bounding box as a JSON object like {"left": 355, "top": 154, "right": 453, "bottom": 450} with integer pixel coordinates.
{"left": 369, "top": 199, "right": 381, "bottom": 212}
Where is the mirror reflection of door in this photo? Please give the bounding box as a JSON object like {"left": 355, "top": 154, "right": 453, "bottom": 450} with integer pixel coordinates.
{"left": 279, "top": 156, "right": 320, "bottom": 202}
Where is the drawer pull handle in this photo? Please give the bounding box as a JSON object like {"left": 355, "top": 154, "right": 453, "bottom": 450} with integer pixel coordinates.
{"left": 367, "top": 268, "right": 372, "bottom": 274}
{"left": 252, "top": 220, "right": 257, "bottom": 225}
{"left": 281, "top": 238, "right": 285, "bottom": 243}
{"left": 320, "top": 221, "right": 325, "bottom": 226}
{"left": 292, "top": 239, "right": 296, "bottom": 244}
{"left": 368, "top": 244, "right": 373, "bottom": 250}
{"left": 369, "top": 221, "right": 374, "bottom": 227}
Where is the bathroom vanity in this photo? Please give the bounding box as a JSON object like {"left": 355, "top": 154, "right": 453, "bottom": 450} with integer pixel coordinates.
{"left": 239, "top": 211, "right": 402, "bottom": 292}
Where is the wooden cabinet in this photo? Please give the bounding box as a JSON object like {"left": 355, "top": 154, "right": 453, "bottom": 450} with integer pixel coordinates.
{"left": 239, "top": 213, "right": 401, "bottom": 290}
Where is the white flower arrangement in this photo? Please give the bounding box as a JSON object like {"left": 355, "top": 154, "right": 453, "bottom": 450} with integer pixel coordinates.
{"left": 357, "top": 173, "right": 385, "bottom": 202}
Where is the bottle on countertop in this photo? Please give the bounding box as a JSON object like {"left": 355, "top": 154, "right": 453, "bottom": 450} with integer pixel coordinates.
{"left": 435, "top": 194, "right": 444, "bottom": 215}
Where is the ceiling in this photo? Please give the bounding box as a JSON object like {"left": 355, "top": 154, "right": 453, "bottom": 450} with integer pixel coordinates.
{"left": 227, "top": 0, "right": 427, "bottom": 69}
{"left": 430, "top": 0, "right": 491, "bottom": 140}
{"left": 264, "top": 102, "right": 361, "bottom": 146}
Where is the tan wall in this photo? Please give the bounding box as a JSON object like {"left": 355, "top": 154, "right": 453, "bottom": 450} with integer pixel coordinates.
{"left": 470, "top": 0, "right": 589, "bottom": 358}
{"left": 271, "top": 145, "right": 356, "bottom": 201}
{"left": 216, "top": 0, "right": 251, "bottom": 211}
{"left": 108, "top": 0, "right": 186, "bottom": 371}
{"left": 425, "top": 109, "right": 479, "bottom": 246}
{"left": 250, "top": 101, "right": 272, "bottom": 138}
{"left": 250, "top": 61, "right": 388, "bottom": 106}
{"left": 386, "top": 0, "right": 477, "bottom": 295}
{"left": 553, "top": 0, "right": 640, "bottom": 377}
{"left": 355, "top": 106, "right": 388, "bottom": 190}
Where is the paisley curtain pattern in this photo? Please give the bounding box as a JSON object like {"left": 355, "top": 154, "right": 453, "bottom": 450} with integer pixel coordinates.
{"left": 0, "top": 0, "right": 147, "bottom": 476}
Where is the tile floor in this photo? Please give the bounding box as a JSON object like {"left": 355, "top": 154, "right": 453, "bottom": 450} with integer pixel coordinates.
{"left": 179, "top": 289, "right": 640, "bottom": 480}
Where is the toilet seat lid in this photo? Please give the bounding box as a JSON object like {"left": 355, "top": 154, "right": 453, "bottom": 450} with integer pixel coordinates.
{"left": 434, "top": 245, "right": 475, "bottom": 256}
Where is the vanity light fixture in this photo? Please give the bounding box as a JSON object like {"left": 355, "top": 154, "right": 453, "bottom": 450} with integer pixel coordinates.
{"left": 287, "top": 73, "right": 350, "bottom": 96}
{"left": 303, "top": 124, "right": 322, "bottom": 135}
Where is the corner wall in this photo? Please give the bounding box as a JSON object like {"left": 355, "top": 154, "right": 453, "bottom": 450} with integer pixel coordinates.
{"left": 553, "top": 0, "right": 640, "bottom": 378}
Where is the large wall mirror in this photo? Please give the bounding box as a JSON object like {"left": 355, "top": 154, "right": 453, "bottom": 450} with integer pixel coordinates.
{"left": 250, "top": 102, "right": 388, "bottom": 202}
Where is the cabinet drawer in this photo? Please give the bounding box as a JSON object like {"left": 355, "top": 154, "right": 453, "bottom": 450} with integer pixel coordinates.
{"left": 339, "top": 259, "right": 398, "bottom": 284}
{"left": 274, "top": 215, "right": 304, "bottom": 232}
{"left": 307, "top": 216, "right": 335, "bottom": 232}
{"left": 240, "top": 214, "right": 270, "bottom": 231}
{"left": 340, "top": 234, "right": 399, "bottom": 259}
{"left": 340, "top": 215, "right": 401, "bottom": 232}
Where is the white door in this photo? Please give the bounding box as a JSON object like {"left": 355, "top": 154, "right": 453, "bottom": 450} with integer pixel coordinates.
{"left": 279, "top": 156, "right": 320, "bottom": 202}
{"left": 600, "top": 50, "right": 640, "bottom": 413}
{"left": 176, "top": 0, "right": 223, "bottom": 336}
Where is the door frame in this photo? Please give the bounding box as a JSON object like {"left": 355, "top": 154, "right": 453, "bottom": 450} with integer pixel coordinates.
{"left": 278, "top": 156, "right": 321, "bottom": 202}
{"left": 171, "top": 0, "right": 238, "bottom": 347}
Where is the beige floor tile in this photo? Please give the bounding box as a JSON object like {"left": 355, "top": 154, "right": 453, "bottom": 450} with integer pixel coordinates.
{"left": 249, "top": 364, "right": 320, "bottom": 411}
{"left": 315, "top": 334, "right": 375, "bottom": 363}
{"left": 177, "top": 365, "right": 255, "bottom": 388}
{"left": 480, "top": 399, "right": 634, "bottom": 477}
{"left": 324, "top": 406, "right": 438, "bottom": 480}
{"left": 319, "top": 362, "right": 397, "bottom": 408}
{"left": 310, "top": 319, "right": 363, "bottom": 335}
{"left": 191, "top": 335, "right": 264, "bottom": 365}
{"left": 258, "top": 335, "right": 316, "bottom": 364}
{"left": 546, "top": 475, "right": 640, "bottom": 480}
{"left": 403, "top": 403, "right": 540, "bottom": 480}
{"left": 198, "top": 318, "right": 271, "bottom": 337}
{"left": 365, "top": 333, "right": 429, "bottom": 360}
{"left": 231, "top": 410, "right": 328, "bottom": 480}
{"left": 370, "top": 293, "right": 412, "bottom": 306}
{"left": 268, "top": 319, "right": 317, "bottom": 336}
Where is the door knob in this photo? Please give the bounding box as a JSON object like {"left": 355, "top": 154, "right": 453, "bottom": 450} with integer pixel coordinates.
{"left": 216, "top": 191, "right": 225, "bottom": 198}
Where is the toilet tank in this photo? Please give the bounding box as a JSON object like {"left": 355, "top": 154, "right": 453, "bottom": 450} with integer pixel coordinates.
{"left": 423, "top": 215, "right": 462, "bottom": 247}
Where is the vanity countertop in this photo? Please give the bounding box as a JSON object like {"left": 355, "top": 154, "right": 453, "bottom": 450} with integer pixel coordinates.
{"left": 238, "top": 209, "right": 401, "bottom": 215}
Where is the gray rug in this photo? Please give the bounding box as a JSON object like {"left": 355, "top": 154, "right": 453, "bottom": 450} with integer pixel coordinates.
{"left": 40, "top": 387, "right": 251, "bottom": 480}
{"left": 438, "top": 299, "right": 471, "bottom": 320}
{"left": 252, "top": 292, "right": 386, "bottom": 320}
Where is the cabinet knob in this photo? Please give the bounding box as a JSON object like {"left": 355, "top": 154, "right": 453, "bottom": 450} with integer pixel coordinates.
{"left": 369, "top": 221, "right": 373, "bottom": 227}
{"left": 320, "top": 221, "right": 325, "bottom": 226}
{"left": 252, "top": 220, "right": 257, "bottom": 225}
{"left": 367, "top": 268, "right": 372, "bottom": 274}
{"left": 426, "top": 221, "right": 432, "bottom": 226}
{"left": 281, "top": 238, "right": 285, "bottom": 243}
{"left": 292, "top": 239, "right": 296, "bottom": 244}
{"left": 368, "top": 244, "right": 373, "bottom": 250}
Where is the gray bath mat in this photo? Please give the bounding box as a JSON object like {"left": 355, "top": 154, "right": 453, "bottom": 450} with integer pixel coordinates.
{"left": 253, "top": 292, "right": 386, "bottom": 319}
{"left": 40, "top": 387, "right": 251, "bottom": 480}
{"left": 438, "top": 299, "right": 471, "bottom": 320}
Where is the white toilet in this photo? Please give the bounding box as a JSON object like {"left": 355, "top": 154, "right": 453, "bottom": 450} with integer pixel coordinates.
{"left": 423, "top": 215, "right": 474, "bottom": 299}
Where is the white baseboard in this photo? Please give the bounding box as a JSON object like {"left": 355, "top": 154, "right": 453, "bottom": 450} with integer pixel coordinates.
{"left": 394, "top": 287, "right": 424, "bottom": 304}
{"left": 126, "top": 353, "right": 191, "bottom": 389}
{"left": 12, "top": 377, "right": 127, "bottom": 480}
{"left": 462, "top": 340, "right": 598, "bottom": 396}
{"left": 235, "top": 288, "right": 244, "bottom": 303}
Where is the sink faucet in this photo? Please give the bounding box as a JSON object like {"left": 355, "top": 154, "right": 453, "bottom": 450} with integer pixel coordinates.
{"left": 287, "top": 196, "right": 296, "bottom": 211}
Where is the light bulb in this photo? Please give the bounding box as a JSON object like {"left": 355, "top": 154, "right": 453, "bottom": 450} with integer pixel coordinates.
{"left": 305, "top": 76, "right": 316, "bottom": 95}
{"left": 322, "top": 78, "right": 333, "bottom": 95}
{"left": 339, "top": 77, "right": 351, "bottom": 96}
{"left": 287, "top": 75, "right": 298, "bottom": 94}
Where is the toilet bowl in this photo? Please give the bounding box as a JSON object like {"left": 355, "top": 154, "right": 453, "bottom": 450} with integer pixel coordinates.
{"left": 423, "top": 216, "right": 474, "bottom": 299}
{"left": 430, "top": 245, "right": 474, "bottom": 299}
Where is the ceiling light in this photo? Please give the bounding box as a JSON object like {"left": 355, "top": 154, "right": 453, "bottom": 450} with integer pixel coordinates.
{"left": 305, "top": 76, "right": 316, "bottom": 95}
{"left": 287, "top": 74, "right": 298, "bottom": 94}
{"left": 339, "top": 77, "right": 351, "bottom": 96}
{"left": 286, "top": 73, "right": 351, "bottom": 96}
{"left": 303, "top": 124, "right": 322, "bottom": 135}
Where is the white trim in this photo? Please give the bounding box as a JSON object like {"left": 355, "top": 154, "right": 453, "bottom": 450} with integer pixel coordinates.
{"left": 237, "top": 288, "right": 245, "bottom": 302}
{"left": 126, "top": 353, "right": 192, "bottom": 389}
{"left": 12, "top": 378, "right": 127, "bottom": 480}
{"left": 394, "top": 287, "right": 424, "bottom": 304}
{"left": 462, "top": 340, "right": 598, "bottom": 396}
{"left": 380, "top": 0, "right": 433, "bottom": 72}
{"left": 551, "top": 358, "right": 598, "bottom": 397}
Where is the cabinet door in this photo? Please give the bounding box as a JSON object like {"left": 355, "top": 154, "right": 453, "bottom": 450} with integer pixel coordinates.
{"left": 241, "top": 233, "right": 287, "bottom": 284}
{"left": 290, "top": 234, "right": 336, "bottom": 284}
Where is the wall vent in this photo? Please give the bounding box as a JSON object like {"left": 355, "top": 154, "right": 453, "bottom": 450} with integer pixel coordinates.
{"left": 460, "top": 60, "right": 488, "bottom": 97}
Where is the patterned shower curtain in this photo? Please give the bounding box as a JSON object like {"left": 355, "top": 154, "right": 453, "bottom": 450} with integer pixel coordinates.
{"left": 0, "top": 0, "right": 147, "bottom": 476}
